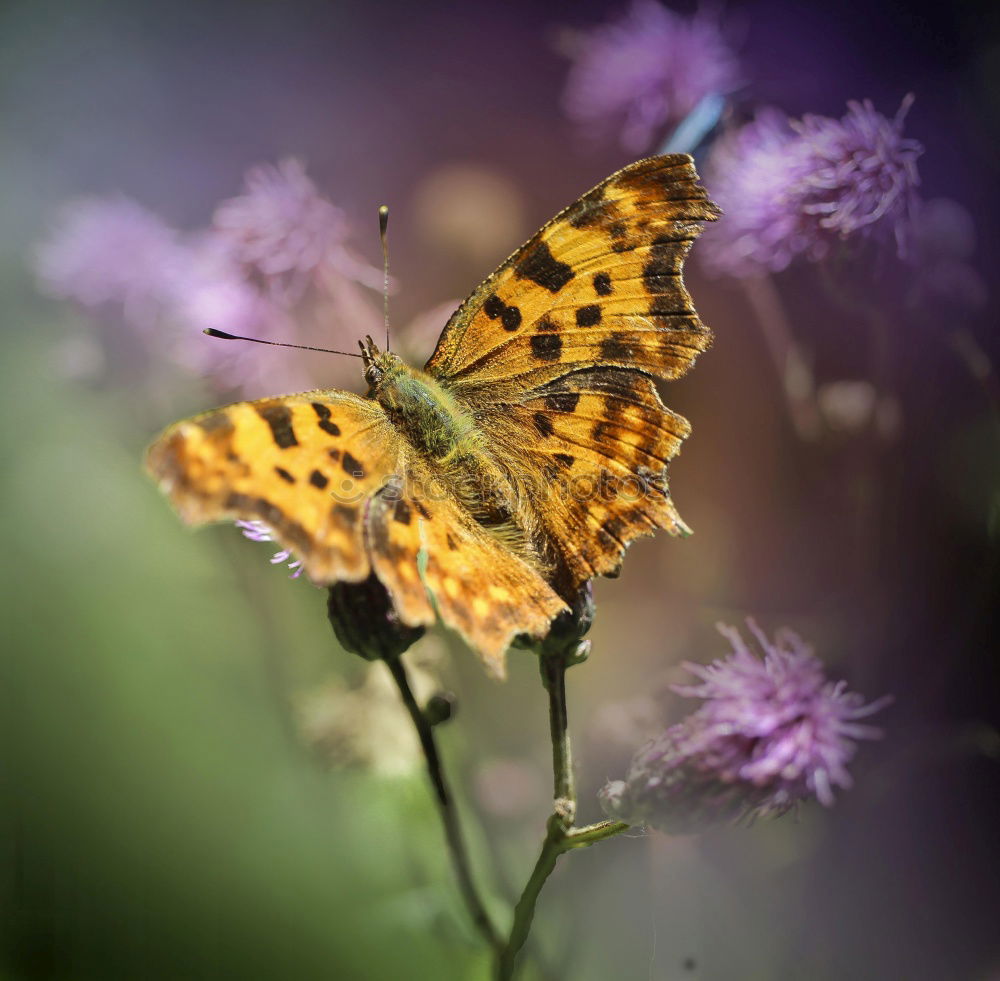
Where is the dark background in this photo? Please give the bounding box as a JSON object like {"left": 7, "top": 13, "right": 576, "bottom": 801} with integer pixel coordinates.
{"left": 2, "top": 1, "right": 998, "bottom": 978}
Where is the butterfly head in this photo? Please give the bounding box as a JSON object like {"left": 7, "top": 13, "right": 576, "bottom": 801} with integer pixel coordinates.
{"left": 359, "top": 334, "right": 404, "bottom": 392}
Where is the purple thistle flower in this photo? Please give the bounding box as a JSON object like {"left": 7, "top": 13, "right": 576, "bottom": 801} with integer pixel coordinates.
{"left": 167, "top": 234, "right": 302, "bottom": 395}
{"left": 236, "top": 520, "right": 304, "bottom": 578}
{"left": 600, "top": 620, "right": 890, "bottom": 833}
{"left": 701, "top": 97, "right": 923, "bottom": 277}
{"left": 35, "top": 196, "right": 184, "bottom": 328}
{"left": 212, "top": 158, "right": 382, "bottom": 303}
{"left": 560, "top": 1, "right": 740, "bottom": 152}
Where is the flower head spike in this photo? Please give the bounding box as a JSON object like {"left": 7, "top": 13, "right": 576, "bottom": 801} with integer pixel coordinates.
{"left": 212, "top": 158, "right": 382, "bottom": 303}
{"left": 701, "top": 97, "right": 923, "bottom": 276}
{"left": 35, "top": 196, "right": 184, "bottom": 328}
{"left": 560, "top": 1, "right": 740, "bottom": 152}
{"left": 236, "top": 519, "right": 305, "bottom": 578}
{"left": 600, "top": 620, "right": 890, "bottom": 833}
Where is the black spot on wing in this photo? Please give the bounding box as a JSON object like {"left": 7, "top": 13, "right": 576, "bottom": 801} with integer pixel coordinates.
{"left": 342, "top": 451, "right": 365, "bottom": 477}
{"left": 650, "top": 297, "right": 691, "bottom": 318}
{"left": 543, "top": 392, "right": 580, "bottom": 413}
{"left": 311, "top": 401, "right": 341, "bottom": 436}
{"left": 328, "top": 448, "right": 341, "bottom": 461}
{"left": 593, "top": 272, "right": 613, "bottom": 296}
{"left": 413, "top": 499, "right": 431, "bottom": 520}
{"left": 274, "top": 466, "right": 296, "bottom": 484}
{"left": 332, "top": 503, "right": 358, "bottom": 523}
{"left": 256, "top": 403, "right": 298, "bottom": 448}
{"left": 576, "top": 304, "right": 602, "bottom": 327}
{"left": 309, "top": 469, "right": 329, "bottom": 489}
{"left": 515, "top": 240, "right": 574, "bottom": 293}
{"left": 532, "top": 412, "right": 554, "bottom": 438}
{"left": 484, "top": 294, "right": 504, "bottom": 320}
{"left": 642, "top": 237, "right": 684, "bottom": 296}
{"left": 530, "top": 333, "right": 562, "bottom": 361}
{"left": 394, "top": 500, "right": 412, "bottom": 525}
{"left": 196, "top": 411, "right": 234, "bottom": 436}
{"left": 599, "top": 333, "right": 635, "bottom": 361}
{"left": 553, "top": 453, "right": 575, "bottom": 468}
{"left": 483, "top": 293, "right": 522, "bottom": 332}
{"left": 567, "top": 190, "right": 620, "bottom": 230}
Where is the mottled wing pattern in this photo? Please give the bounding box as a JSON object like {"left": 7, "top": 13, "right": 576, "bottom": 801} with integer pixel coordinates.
{"left": 146, "top": 392, "right": 398, "bottom": 583}
{"left": 366, "top": 461, "right": 567, "bottom": 677}
{"left": 146, "top": 392, "right": 568, "bottom": 674}
{"left": 425, "top": 154, "right": 719, "bottom": 593}
{"left": 425, "top": 154, "right": 719, "bottom": 394}
{"left": 486, "top": 369, "right": 692, "bottom": 586}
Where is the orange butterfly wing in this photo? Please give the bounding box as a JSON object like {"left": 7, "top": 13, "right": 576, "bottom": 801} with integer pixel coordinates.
{"left": 146, "top": 392, "right": 566, "bottom": 675}
{"left": 147, "top": 391, "right": 398, "bottom": 583}
{"left": 425, "top": 154, "right": 719, "bottom": 592}
{"left": 365, "top": 461, "right": 565, "bottom": 677}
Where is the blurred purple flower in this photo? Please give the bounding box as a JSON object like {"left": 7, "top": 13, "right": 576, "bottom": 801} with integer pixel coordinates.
{"left": 560, "top": 1, "right": 740, "bottom": 152}
{"left": 35, "top": 159, "right": 389, "bottom": 398}
{"left": 236, "top": 519, "right": 305, "bottom": 578}
{"left": 701, "top": 97, "right": 923, "bottom": 276}
{"left": 212, "top": 158, "right": 383, "bottom": 303}
{"left": 35, "top": 196, "right": 184, "bottom": 328}
{"left": 600, "top": 620, "right": 890, "bottom": 833}
{"left": 167, "top": 234, "right": 300, "bottom": 394}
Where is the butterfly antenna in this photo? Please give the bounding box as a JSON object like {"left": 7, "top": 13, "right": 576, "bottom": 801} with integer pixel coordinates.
{"left": 203, "top": 328, "right": 363, "bottom": 358}
{"left": 379, "top": 204, "right": 390, "bottom": 352}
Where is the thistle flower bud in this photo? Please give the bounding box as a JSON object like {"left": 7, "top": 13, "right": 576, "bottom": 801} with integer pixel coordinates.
{"left": 539, "top": 581, "right": 595, "bottom": 664}
{"left": 424, "top": 691, "right": 457, "bottom": 727}
{"left": 327, "top": 574, "right": 424, "bottom": 662}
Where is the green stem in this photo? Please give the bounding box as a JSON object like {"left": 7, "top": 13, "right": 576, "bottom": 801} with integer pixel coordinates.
{"left": 498, "top": 651, "right": 622, "bottom": 980}
{"left": 384, "top": 655, "right": 502, "bottom": 953}
{"left": 496, "top": 815, "right": 631, "bottom": 980}
{"left": 496, "top": 815, "right": 567, "bottom": 980}
{"left": 540, "top": 651, "right": 575, "bottom": 823}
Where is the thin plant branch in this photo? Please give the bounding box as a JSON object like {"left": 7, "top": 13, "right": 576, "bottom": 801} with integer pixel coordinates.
{"left": 541, "top": 650, "right": 575, "bottom": 821}
{"left": 496, "top": 650, "right": 629, "bottom": 980}
{"left": 384, "top": 654, "right": 503, "bottom": 953}
{"left": 741, "top": 274, "right": 822, "bottom": 440}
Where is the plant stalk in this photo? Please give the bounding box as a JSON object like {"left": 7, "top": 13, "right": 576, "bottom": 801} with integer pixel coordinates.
{"left": 384, "top": 654, "right": 502, "bottom": 953}
{"left": 496, "top": 651, "right": 630, "bottom": 979}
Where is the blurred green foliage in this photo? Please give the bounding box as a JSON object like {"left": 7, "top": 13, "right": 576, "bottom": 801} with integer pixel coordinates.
{"left": 0, "top": 313, "right": 496, "bottom": 979}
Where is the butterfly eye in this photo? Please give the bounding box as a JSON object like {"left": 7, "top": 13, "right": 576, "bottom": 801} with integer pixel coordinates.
{"left": 365, "top": 365, "right": 383, "bottom": 388}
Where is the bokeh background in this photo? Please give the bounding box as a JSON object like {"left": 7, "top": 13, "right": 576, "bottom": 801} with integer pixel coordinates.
{"left": 3, "top": 0, "right": 999, "bottom": 978}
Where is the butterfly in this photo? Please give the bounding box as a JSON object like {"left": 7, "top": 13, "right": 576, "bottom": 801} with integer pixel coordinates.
{"left": 146, "top": 154, "right": 720, "bottom": 677}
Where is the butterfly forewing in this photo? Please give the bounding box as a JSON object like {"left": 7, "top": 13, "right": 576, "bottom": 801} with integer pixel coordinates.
{"left": 146, "top": 391, "right": 399, "bottom": 583}
{"left": 425, "top": 154, "right": 718, "bottom": 391}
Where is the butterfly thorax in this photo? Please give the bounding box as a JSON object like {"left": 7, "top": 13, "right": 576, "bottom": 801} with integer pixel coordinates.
{"left": 363, "top": 342, "right": 533, "bottom": 557}
{"left": 364, "top": 349, "right": 478, "bottom": 462}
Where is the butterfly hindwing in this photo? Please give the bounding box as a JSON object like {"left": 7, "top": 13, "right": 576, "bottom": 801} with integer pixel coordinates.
{"left": 365, "top": 461, "right": 566, "bottom": 677}
{"left": 489, "top": 369, "right": 692, "bottom": 587}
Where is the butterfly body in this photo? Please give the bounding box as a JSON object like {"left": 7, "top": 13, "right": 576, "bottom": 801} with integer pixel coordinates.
{"left": 148, "top": 154, "right": 720, "bottom": 676}
{"left": 364, "top": 339, "right": 479, "bottom": 463}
